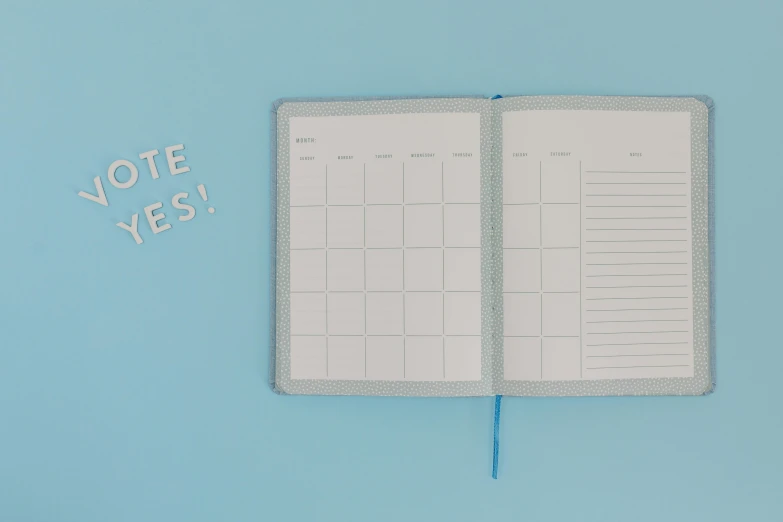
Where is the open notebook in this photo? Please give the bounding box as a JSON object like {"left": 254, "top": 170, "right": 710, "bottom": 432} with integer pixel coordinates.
{"left": 270, "top": 95, "right": 714, "bottom": 397}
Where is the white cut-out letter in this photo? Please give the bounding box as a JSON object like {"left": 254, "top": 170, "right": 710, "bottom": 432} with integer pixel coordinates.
{"left": 144, "top": 202, "right": 172, "bottom": 234}
{"left": 171, "top": 192, "right": 196, "bottom": 222}
{"left": 116, "top": 214, "right": 143, "bottom": 244}
{"left": 77, "top": 176, "right": 109, "bottom": 207}
{"left": 138, "top": 149, "right": 160, "bottom": 179}
{"left": 165, "top": 144, "right": 190, "bottom": 176}
{"left": 108, "top": 159, "right": 139, "bottom": 189}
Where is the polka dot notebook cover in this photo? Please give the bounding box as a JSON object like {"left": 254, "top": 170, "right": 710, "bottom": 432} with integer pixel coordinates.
{"left": 269, "top": 95, "right": 714, "bottom": 397}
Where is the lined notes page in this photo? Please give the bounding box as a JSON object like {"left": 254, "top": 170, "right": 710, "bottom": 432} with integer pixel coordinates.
{"left": 287, "top": 111, "right": 484, "bottom": 383}
{"left": 501, "top": 108, "right": 694, "bottom": 382}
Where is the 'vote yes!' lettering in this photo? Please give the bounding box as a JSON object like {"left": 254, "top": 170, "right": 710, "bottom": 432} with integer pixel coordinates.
{"left": 77, "top": 144, "right": 215, "bottom": 244}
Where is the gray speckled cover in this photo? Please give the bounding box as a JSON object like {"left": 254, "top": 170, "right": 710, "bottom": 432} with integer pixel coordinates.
{"left": 269, "top": 94, "right": 714, "bottom": 397}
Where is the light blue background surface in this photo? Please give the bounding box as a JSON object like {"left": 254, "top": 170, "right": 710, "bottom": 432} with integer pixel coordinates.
{"left": 1, "top": 1, "right": 781, "bottom": 520}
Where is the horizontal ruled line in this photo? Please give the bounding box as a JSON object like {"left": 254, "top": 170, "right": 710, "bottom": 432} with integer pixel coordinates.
{"left": 586, "top": 364, "right": 690, "bottom": 370}
{"left": 585, "top": 307, "right": 688, "bottom": 312}
{"left": 586, "top": 228, "right": 687, "bottom": 231}
{"left": 586, "top": 297, "right": 688, "bottom": 300}
{"left": 586, "top": 240, "right": 687, "bottom": 243}
{"left": 585, "top": 171, "right": 686, "bottom": 174}
{"left": 587, "top": 262, "right": 687, "bottom": 265}
{"left": 586, "top": 274, "right": 688, "bottom": 277}
{"left": 586, "top": 182, "right": 687, "bottom": 185}
{"left": 586, "top": 217, "right": 687, "bottom": 220}
{"left": 586, "top": 285, "right": 688, "bottom": 289}
{"left": 586, "top": 353, "right": 689, "bottom": 358}
{"left": 585, "top": 194, "right": 687, "bottom": 197}
{"left": 587, "top": 330, "right": 689, "bottom": 335}
{"left": 586, "top": 251, "right": 688, "bottom": 254}
{"left": 586, "top": 205, "right": 688, "bottom": 208}
{"left": 587, "top": 341, "right": 689, "bottom": 346}
{"left": 586, "top": 319, "right": 690, "bottom": 324}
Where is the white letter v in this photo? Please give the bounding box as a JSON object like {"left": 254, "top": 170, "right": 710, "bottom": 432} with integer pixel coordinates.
{"left": 77, "top": 176, "right": 109, "bottom": 207}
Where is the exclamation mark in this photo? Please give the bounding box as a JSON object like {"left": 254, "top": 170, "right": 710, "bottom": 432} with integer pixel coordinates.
{"left": 197, "top": 184, "right": 215, "bottom": 214}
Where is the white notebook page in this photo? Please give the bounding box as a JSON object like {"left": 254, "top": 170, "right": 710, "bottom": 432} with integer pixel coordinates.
{"left": 288, "top": 112, "right": 483, "bottom": 382}
{"left": 502, "top": 109, "right": 695, "bottom": 381}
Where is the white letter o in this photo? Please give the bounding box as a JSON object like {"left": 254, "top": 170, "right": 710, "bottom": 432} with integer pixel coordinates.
{"left": 108, "top": 159, "right": 139, "bottom": 189}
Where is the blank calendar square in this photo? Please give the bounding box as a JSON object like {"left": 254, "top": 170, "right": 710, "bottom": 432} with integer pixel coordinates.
{"left": 365, "top": 249, "right": 403, "bottom": 291}
{"left": 404, "top": 248, "right": 442, "bottom": 291}
{"left": 290, "top": 163, "right": 326, "bottom": 206}
{"left": 326, "top": 163, "right": 364, "bottom": 205}
{"left": 503, "top": 249, "right": 540, "bottom": 292}
{"left": 366, "top": 205, "right": 402, "bottom": 248}
{"left": 290, "top": 207, "right": 326, "bottom": 249}
{"left": 404, "top": 205, "right": 442, "bottom": 247}
{"left": 541, "top": 161, "right": 580, "bottom": 203}
{"left": 444, "top": 248, "right": 481, "bottom": 291}
{"left": 541, "top": 205, "right": 579, "bottom": 247}
{"left": 444, "top": 337, "right": 481, "bottom": 381}
{"left": 290, "top": 336, "right": 327, "bottom": 379}
{"left": 327, "top": 336, "right": 365, "bottom": 380}
{"left": 503, "top": 205, "right": 539, "bottom": 248}
{"left": 405, "top": 336, "right": 443, "bottom": 381}
{"left": 405, "top": 292, "right": 443, "bottom": 335}
{"left": 290, "top": 249, "right": 326, "bottom": 292}
{"left": 503, "top": 293, "right": 540, "bottom": 337}
{"left": 327, "top": 292, "right": 365, "bottom": 335}
{"left": 444, "top": 292, "right": 481, "bottom": 335}
{"left": 327, "top": 249, "right": 364, "bottom": 291}
{"left": 327, "top": 206, "right": 364, "bottom": 248}
{"left": 542, "top": 338, "right": 581, "bottom": 381}
{"left": 542, "top": 293, "right": 579, "bottom": 337}
{"left": 290, "top": 293, "right": 326, "bottom": 335}
{"left": 503, "top": 162, "right": 538, "bottom": 204}
{"left": 365, "top": 336, "right": 404, "bottom": 380}
{"left": 542, "top": 249, "right": 580, "bottom": 292}
{"left": 366, "top": 292, "right": 404, "bottom": 335}
{"left": 444, "top": 204, "right": 480, "bottom": 247}
{"left": 365, "top": 162, "right": 403, "bottom": 204}
{"left": 443, "top": 160, "right": 480, "bottom": 203}
{"left": 404, "top": 161, "right": 442, "bottom": 203}
{"left": 503, "top": 337, "right": 541, "bottom": 381}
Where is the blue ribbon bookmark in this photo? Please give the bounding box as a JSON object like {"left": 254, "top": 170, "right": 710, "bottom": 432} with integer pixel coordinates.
{"left": 492, "top": 395, "right": 502, "bottom": 479}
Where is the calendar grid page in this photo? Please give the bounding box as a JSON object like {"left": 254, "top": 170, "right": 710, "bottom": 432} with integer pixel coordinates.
{"left": 273, "top": 98, "right": 497, "bottom": 396}
{"left": 494, "top": 96, "right": 713, "bottom": 397}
